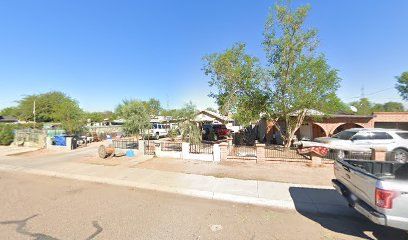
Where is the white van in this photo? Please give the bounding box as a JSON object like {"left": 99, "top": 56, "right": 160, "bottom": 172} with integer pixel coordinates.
{"left": 149, "top": 123, "right": 168, "bottom": 139}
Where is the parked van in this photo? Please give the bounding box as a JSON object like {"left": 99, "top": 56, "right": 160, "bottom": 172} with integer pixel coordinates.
{"left": 149, "top": 123, "right": 168, "bottom": 139}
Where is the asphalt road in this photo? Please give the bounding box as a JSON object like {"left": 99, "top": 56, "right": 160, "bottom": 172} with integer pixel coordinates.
{"left": 0, "top": 171, "right": 406, "bottom": 240}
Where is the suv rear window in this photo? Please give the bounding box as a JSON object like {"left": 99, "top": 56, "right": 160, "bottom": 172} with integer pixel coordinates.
{"left": 396, "top": 132, "right": 408, "bottom": 139}
{"left": 371, "top": 132, "right": 393, "bottom": 140}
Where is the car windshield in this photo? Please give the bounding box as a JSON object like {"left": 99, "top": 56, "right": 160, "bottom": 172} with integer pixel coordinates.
{"left": 332, "top": 131, "right": 357, "bottom": 140}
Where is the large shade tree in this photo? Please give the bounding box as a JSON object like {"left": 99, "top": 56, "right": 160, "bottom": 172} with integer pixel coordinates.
{"left": 204, "top": 2, "right": 342, "bottom": 147}
{"left": 396, "top": 72, "right": 408, "bottom": 101}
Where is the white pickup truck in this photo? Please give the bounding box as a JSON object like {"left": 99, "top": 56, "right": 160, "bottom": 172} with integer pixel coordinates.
{"left": 333, "top": 159, "right": 408, "bottom": 231}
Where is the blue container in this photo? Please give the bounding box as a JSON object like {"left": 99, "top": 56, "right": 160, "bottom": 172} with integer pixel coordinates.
{"left": 126, "top": 150, "right": 135, "bottom": 157}
{"left": 54, "top": 135, "right": 66, "bottom": 146}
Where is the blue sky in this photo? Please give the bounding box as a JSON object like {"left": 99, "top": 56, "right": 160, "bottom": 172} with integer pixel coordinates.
{"left": 1, "top": 0, "right": 407, "bottom": 111}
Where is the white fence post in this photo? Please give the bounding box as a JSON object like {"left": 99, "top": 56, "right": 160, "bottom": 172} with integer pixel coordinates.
{"left": 139, "top": 140, "right": 145, "bottom": 155}
{"left": 182, "top": 142, "right": 190, "bottom": 159}
{"left": 154, "top": 141, "right": 161, "bottom": 157}
{"left": 213, "top": 144, "right": 220, "bottom": 162}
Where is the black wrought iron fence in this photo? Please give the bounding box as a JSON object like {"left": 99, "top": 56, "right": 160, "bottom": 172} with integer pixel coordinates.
{"left": 161, "top": 142, "right": 182, "bottom": 152}
{"left": 144, "top": 140, "right": 155, "bottom": 155}
{"left": 265, "top": 145, "right": 310, "bottom": 160}
{"left": 189, "top": 143, "right": 213, "bottom": 154}
{"left": 228, "top": 145, "right": 257, "bottom": 157}
{"left": 112, "top": 139, "right": 139, "bottom": 149}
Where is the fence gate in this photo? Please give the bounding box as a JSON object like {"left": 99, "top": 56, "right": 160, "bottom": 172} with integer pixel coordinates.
{"left": 144, "top": 140, "right": 155, "bottom": 155}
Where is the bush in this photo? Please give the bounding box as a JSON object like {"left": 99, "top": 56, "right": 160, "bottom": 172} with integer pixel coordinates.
{"left": 167, "top": 129, "right": 179, "bottom": 141}
{"left": 0, "top": 124, "right": 16, "bottom": 145}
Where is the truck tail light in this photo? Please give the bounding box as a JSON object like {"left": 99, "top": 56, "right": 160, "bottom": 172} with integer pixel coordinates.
{"left": 375, "top": 188, "right": 398, "bottom": 209}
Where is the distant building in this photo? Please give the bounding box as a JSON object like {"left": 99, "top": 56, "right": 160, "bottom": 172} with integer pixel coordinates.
{"left": 0, "top": 116, "right": 18, "bottom": 123}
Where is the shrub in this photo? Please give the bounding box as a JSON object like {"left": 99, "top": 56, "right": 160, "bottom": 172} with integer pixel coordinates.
{"left": 167, "top": 128, "right": 179, "bottom": 141}
{"left": 0, "top": 124, "right": 16, "bottom": 145}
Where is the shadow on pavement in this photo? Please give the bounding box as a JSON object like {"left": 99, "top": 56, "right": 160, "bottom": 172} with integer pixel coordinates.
{"left": 289, "top": 187, "right": 408, "bottom": 240}
{"left": 0, "top": 214, "right": 103, "bottom": 240}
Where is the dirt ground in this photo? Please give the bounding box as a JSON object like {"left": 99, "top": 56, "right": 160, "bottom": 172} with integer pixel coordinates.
{"left": 134, "top": 158, "right": 335, "bottom": 186}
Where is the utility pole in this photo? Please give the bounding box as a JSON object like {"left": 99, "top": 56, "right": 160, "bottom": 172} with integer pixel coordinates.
{"left": 360, "top": 85, "right": 365, "bottom": 99}
{"left": 33, "top": 100, "right": 36, "bottom": 127}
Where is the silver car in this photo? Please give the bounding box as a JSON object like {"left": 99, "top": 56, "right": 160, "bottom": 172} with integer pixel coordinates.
{"left": 315, "top": 128, "right": 408, "bottom": 163}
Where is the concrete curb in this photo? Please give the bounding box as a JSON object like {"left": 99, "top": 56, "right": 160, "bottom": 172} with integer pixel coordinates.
{"left": 0, "top": 164, "right": 299, "bottom": 210}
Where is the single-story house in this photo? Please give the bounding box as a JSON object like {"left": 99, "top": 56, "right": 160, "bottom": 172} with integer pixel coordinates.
{"left": 0, "top": 116, "right": 18, "bottom": 123}
{"left": 194, "top": 110, "right": 241, "bottom": 132}
{"left": 258, "top": 111, "right": 408, "bottom": 144}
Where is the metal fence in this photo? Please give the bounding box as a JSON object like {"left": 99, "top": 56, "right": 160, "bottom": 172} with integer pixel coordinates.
{"left": 161, "top": 142, "right": 182, "bottom": 152}
{"left": 112, "top": 139, "right": 139, "bottom": 149}
{"left": 265, "top": 145, "right": 310, "bottom": 161}
{"left": 144, "top": 140, "right": 155, "bottom": 155}
{"left": 189, "top": 143, "right": 213, "bottom": 154}
{"left": 228, "top": 145, "right": 257, "bottom": 158}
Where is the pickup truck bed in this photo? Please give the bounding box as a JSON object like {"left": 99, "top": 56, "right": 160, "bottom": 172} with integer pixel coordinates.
{"left": 333, "top": 159, "right": 408, "bottom": 231}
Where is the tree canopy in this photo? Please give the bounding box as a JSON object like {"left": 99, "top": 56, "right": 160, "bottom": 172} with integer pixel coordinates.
{"left": 116, "top": 100, "right": 151, "bottom": 137}
{"left": 204, "top": 2, "right": 342, "bottom": 147}
{"left": 396, "top": 72, "right": 408, "bottom": 101}
{"left": 350, "top": 98, "right": 405, "bottom": 114}
{"left": 0, "top": 91, "right": 85, "bottom": 133}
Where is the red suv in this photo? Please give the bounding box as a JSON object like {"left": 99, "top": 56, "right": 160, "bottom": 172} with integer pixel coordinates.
{"left": 202, "top": 124, "right": 230, "bottom": 141}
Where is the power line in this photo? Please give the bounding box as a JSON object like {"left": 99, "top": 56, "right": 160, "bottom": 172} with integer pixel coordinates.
{"left": 346, "top": 87, "right": 395, "bottom": 100}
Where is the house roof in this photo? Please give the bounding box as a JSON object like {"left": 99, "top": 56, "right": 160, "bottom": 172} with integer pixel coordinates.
{"left": 0, "top": 116, "right": 18, "bottom": 123}
{"left": 194, "top": 110, "right": 233, "bottom": 123}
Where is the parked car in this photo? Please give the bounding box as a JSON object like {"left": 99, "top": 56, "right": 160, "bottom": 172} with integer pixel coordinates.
{"left": 149, "top": 123, "right": 168, "bottom": 139}
{"left": 333, "top": 159, "right": 408, "bottom": 231}
{"left": 314, "top": 128, "right": 408, "bottom": 163}
{"left": 202, "top": 124, "right": 230, "bottom": 141}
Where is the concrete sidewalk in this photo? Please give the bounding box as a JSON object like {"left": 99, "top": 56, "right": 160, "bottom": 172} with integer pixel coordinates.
{"left": 0, "top": 154, "right": 355, "bottom": 217}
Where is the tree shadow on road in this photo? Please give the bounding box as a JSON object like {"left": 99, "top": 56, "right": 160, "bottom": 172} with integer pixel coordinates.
{"left": 0, "top": 214, "right": 103, "bottom": 240}
{"left": 289, "top": 187, "right": 408, "bottom": 240}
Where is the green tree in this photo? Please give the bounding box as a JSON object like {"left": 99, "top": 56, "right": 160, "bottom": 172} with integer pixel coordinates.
{"left": 350, "top": 98, "right": 373, "bottom": 115}
{"left": 0, "top": 124, "right": 16, "bottom": 145}
{"left": 52, "top": 99, "right": 85, "bottom": 134}
{"left": 116, "top": 100, "right": 151, "bottom": 137}
{"left": 85, "top": 111, "right": 116, "bottom": 123}
{"left": 144, "top": 98, "right": 162, "bottom": 116}
{"left": 396, "top": 72, "right": 408, "bottom": 101}
{"left": 203, "top": 43, "right": 265, "bottom": 122}
{"left": 204, "top": 2, "right": 342, "bottom": 147}
{"left": 263, "top": 3, "right": 342, "bottom": 147}
{"left": 177, "top": 102, "right": 201, "bottom": 143}
{"left": 0, "top": 107, "right": 20, "bottom": 117}
{"left": 382, "top": 102, "right": 405, "bottom": 112}
{"left": 351, "top": 99, "right": 405, "bottom": 114}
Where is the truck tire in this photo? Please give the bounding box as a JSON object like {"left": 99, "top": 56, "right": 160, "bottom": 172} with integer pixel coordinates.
{"left": 391, "top": 148, "right": 408, "bottom": 163}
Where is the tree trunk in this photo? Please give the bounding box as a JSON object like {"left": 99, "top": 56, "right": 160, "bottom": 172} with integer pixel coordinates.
{"left": 283, "top": 110, "right": 307, "bottom": 149}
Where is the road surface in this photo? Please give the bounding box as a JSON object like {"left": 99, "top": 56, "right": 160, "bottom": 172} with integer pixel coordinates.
{"left": 0, "top": 171, "right": 406, "bottom": 240}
